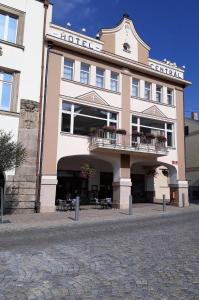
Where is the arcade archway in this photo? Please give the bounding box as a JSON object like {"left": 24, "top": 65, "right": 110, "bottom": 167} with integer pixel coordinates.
{"left": 131, "top": 161, "right": 177, "bottom": 203}
{"left": 56, "top": 155, "right": 113, "bottom": 205}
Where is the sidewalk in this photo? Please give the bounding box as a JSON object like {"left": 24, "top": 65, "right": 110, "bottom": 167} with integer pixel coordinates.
{"left": 0, "top": 203, "right": 199, "bottom": 232}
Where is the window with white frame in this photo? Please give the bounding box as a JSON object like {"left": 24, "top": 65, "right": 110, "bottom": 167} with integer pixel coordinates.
{"left": 80, "top": 63, "right": 90, "bottom": 84}
{"left": 0, "top": 12, "right": 18, "bottom": 43}
{"left": 0, "top": 70, "right": 13, "bottom": 111}
{"left": 110, "top": 72, "right": 119, "bottom": 92}
{"left": 62, "top": 101, "right": 117, "bottom": 136}
{"left": 144, "top": 82, "right": 151, "bottom": 100}
{"left": 96, "top": 67, "right": 105, "bottom": 88}
{"left": 63, "top": 58, "right": 74, "bottom": 80}
{"left": 131, "top": 116, "right": 174, "bottom": 147}
{"left": 167, "top": 88, "right": 173, "bottom": 105}
{"left": 156, "top": 85, "right": 162, "bottom": 102}
{"left": 132, "top": 78, "right": 140, "bottom": 97}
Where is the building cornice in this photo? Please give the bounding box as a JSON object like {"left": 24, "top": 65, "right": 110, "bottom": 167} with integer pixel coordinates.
{"left": 46, "top": 34, "right": 191, "bottom": 87}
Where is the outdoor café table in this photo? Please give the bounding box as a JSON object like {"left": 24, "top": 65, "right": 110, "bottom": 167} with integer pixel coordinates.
{"left": 100, "top": 198, "right": 112, "bottom": 209}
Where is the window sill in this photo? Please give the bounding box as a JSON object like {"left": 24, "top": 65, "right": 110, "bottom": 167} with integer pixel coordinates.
{"left": 0, "top": 109, "right": 19, "bottom": 117}
{"left": 61, "top": 78, "right": 121, "bottom": 95}
{"left": 60, "top": 131, "right": 89, "bottom": 139}
{"left": 0, "top": 39, "right": 25, "bottom": 50}
{"left": 131, "top": 96, "right": 175, "bottom": 108}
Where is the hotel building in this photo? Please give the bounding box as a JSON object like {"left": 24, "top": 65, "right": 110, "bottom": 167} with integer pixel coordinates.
{"left": 39, "top": 14, "right": 191, "bottom": 212}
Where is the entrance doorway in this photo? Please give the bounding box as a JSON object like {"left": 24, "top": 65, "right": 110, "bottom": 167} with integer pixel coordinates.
{"left": 131, "top": 174, "right": 146, "bottom": 203}
{"left": 99, "top": 172, "right": 113, "bottom": 199}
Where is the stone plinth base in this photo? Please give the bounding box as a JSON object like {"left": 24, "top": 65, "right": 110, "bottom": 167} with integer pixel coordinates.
{"left": 4, "top": 175, "right": 36, "bottom": 214}
{"left": 40, "top": 176, "right": 57, "bottom": 213}
{"left": 113, "top": 179, "right": 132, "bottom": 209}
{"left": 170, "top": 181, "right": 189, "bottom": 207}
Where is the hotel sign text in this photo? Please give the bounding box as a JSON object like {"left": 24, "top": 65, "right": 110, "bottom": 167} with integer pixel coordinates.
{"left": 51, "top": 31, "right": 102, "bottom": 52}
{"left": 149, "top": 62, "right": 184, "bottom": 79}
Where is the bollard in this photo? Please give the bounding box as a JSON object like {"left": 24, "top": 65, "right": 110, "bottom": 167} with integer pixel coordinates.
{"left": 129, "top": 195, "right": 132, "bottom": 215}
{"left": 163, "top": 194, "right": 166, "bottom": 212}
{"left": 182, "top": 193, "right": 185, "bottom": 207}
{"left": 75, "top": 196, "right": 80, "bottom": 221}
{"left": 0, "top": 187, "right": 3, "bottom": 224}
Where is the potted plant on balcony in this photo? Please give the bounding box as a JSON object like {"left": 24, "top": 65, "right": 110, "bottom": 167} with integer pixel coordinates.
{"left": 132, "top": 130, "right": 143, "bottom": 137}
{"left": 102, "top": 125, "right": 116, "bottom": 133}
{"left": 116, "top": 129, "right": 126, "bottom": 135}
{"left": 156, "top": 135, "right": 167, "bottom": 143}
{"left": 145, "top": 133, "right": 155, "bottom": 143}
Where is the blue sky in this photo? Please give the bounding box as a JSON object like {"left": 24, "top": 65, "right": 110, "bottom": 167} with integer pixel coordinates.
{"left": 52, "top": 0, "right": 199, "bottom": 117}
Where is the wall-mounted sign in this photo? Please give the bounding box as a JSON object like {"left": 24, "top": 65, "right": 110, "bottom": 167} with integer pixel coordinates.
{"left": 51, "top": 31, "right": 102, "bottom": 52}
{"left": 149, "top": 62, "right": 184, "bottom": 79}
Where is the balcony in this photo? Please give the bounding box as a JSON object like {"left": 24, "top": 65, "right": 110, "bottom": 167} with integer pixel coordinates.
{"left": 89, "top": 130, "right": 168, "bottom": 156}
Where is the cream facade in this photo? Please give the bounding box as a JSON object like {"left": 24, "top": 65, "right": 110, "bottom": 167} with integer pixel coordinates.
{"left": 0, "top": 0, "right": 52, "bottom": 212}
{"left": 40, "top": 14, "right": 191, "bottom": 212}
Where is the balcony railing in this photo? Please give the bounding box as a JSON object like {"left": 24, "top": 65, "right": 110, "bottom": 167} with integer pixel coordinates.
{"left": 89, "top": 130, "right": 168, "bottom": 156}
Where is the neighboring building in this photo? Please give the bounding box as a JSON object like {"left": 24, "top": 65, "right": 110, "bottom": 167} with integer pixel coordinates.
{"left": 0, "top": 0, "right": 52, "bottom": 213}
{"left": 39, "top": 14, "right": 191, "bottom": 212}
{"left": 185, "top": 112, "right": 199, "bottom": 201}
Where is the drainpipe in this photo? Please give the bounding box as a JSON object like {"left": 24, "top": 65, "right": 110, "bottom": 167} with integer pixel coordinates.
{"left": 35, "top": 0, "right": 50, "bottom": 213}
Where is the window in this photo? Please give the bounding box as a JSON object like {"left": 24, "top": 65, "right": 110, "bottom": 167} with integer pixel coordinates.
{"left": 96, "top": 67, "right": 105, "bottom": 88}
{"left": 80, "top": 63, "right": 90, "bottom": 84}
{"left": 123, "top": 43, "right": 131, "bottom": 52}
{"left": 156, "top": 85, "right": 162, "bottom": 102}
{"left": 0, "top": 12, "right": 18, "bottom": 43}
{"left": 144, "top": 82, "right": 151, "bottom": 100}
{"left": 132, "top": 116, "right": 174, "bottom": 147}
{"left": 0, "top": 71, "right": 13, "bottom": 111}
{"left": 167, "top": 88, "right": 173, "bottom": 105}
{"left": 62, "top": 101, "right": 118, "bottom": 136}
{"left": 132, "top": 78, "right": 140, "bottom": 97}
{"left": 110, "top": 72, "right": 118, "bottom": 92}
{"left": 64, "top": 59, "right": 74, "bottom": 80}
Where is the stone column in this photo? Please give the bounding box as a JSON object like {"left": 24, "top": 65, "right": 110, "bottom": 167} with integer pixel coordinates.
{"left": 170, "top": 181, "right": 189, "bottom": 207}
{"left": 174, "top": 88, "right": 189, "bottom": 206}
{"left": 112, "top": 70, "right": 132, "bottom": 209}
{"left": 5, "top": 99, "right": 39, "bottom": 213}
{"left": 112, "top": 154, "right": 132, "bottom": 209}
{"left": 40, "top": 50, "right": 62, "bottom": 212}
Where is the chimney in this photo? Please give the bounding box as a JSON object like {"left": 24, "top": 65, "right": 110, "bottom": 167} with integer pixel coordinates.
{"left": 191, "top": 112, "right": 198, "bottom": 121}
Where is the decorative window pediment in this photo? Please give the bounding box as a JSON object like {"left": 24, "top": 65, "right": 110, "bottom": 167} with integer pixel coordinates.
{"left": 142, "top": 105, "right": 167, "bottom": 118}
{"left": 76, "top": 91, "right": 109, "bottom": 106}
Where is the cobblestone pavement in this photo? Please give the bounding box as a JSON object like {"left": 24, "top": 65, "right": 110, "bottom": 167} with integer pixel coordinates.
{"left": 0, "top": 211, "right": 199, "bottom": 299}
{"left": 1, "top": 203, "right": 198, "bottom": 233}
